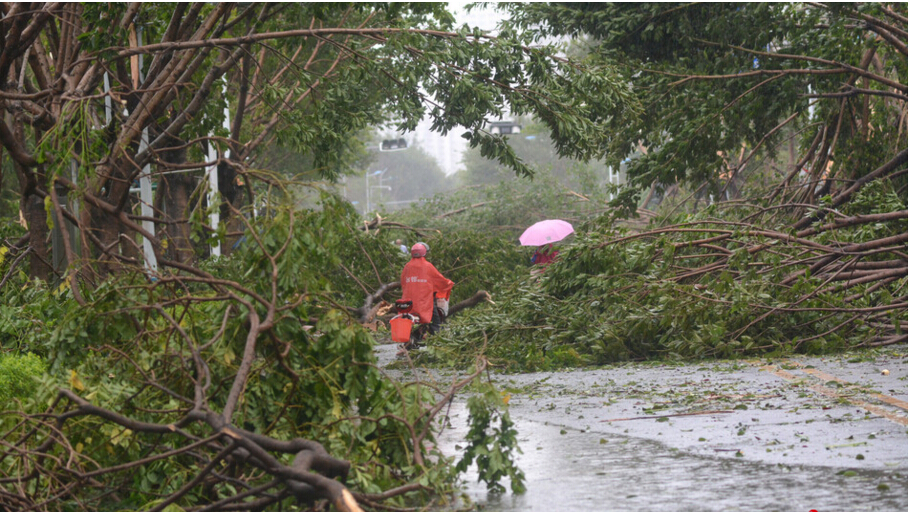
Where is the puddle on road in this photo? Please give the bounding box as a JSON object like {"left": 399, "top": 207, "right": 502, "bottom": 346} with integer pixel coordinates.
{"left": 437, "top": 412, "right": 907, "bottom": 511}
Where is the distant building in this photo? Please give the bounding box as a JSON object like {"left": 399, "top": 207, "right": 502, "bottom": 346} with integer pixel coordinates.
{"left": 413, "top": 120, "right": 467, "bottom": 176}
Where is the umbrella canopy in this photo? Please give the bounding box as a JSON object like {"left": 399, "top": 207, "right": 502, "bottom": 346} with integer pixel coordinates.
{"left": 519, "top": 219, "right": 574, "bottom": 246}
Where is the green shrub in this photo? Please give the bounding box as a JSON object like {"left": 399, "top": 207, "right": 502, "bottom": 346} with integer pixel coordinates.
{"left": 0, "top": 352, "right": 46, "bottom": 403}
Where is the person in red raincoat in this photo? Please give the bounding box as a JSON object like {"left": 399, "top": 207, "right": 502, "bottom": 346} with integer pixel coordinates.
{"left": 531, "top": 243, "right": 559, "bottom": 265}
{"left": 401, "top": 242, "right": 453, "bottom": 336}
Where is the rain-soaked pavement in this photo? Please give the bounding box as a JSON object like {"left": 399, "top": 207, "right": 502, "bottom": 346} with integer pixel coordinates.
{"left": 376, "top": 343, "right": 908, "bottom": 511}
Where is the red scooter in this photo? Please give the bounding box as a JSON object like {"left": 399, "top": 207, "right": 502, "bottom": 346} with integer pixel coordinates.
{"left": 389, "top": 299, "right": 431, "bottom": 350}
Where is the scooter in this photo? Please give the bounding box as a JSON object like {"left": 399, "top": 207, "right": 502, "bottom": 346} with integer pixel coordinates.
{"left": 389, "top": 299, "right": 431, "bottom": 350}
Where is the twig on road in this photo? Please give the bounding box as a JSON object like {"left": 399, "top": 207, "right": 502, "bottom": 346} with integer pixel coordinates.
{"left": 601, "top": 410, "right": 734, "bottom": 422}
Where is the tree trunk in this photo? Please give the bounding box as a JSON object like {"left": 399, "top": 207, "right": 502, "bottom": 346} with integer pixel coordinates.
{"left": 12, "top": 119, "right": 51, "bottom": 280}
{"left": 160, "top": 145, "right": 196, "bottom": 266}
{"left": 120, "top": 194, "right": 142, "bottom": 263}
{"left": 158, "top": 172, "right": 193, "bottom": 264}
{"left": 22, "top": 193, "right": 51, "bottom": 280}
{"left": 218, "top": 160, "right": 243, "bottom": 256}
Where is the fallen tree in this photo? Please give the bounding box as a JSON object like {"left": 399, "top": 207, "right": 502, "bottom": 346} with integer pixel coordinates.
{"left": 425, "top": 181, "right": 906, "bottom": 369}
{"left": 351, "top": 285, "right": 492, "bottom": 326}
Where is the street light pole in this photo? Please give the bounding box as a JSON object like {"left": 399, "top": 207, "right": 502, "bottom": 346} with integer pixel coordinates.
{"left": 360, "top": 138, "right": 408, "bottom": 214}
{"left": 365, "top": 168, "right": 387, "bottom": 213}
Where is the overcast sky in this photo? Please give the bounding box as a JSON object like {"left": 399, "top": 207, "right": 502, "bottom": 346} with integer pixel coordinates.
{"left": 449, "top": 1, "right": 504, "bottom": 32}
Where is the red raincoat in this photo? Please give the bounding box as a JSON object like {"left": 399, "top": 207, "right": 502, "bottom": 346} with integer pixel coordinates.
{"left": 401, "top": 257, "right": 453, "bottom": 324}
{"left": 531, "top": 244, "right": 559, "bottom": 266}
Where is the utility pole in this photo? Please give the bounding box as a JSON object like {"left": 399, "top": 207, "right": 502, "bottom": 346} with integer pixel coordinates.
{"left": 205, "top": 80, "right": 231, "bottom": 258}
{"left": 135, "top": 26, "right": 158, "bottom": 273}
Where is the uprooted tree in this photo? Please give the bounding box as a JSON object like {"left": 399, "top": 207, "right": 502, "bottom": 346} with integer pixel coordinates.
{"left": 0, "top": 3, "right": 638, "bottom": 510}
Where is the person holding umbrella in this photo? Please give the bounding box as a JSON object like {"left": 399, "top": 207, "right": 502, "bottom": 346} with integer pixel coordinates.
{"left": 520, "top": 219, "right": 574, "bottom": 266}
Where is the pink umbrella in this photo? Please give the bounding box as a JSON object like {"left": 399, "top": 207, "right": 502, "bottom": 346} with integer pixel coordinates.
{"left": 519, "top": 219, "right": 574, "bottom": 246}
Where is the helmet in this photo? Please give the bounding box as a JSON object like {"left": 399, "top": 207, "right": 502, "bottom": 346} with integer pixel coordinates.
{"left": 410, "top": 242, "right": 428, "bottom": 258}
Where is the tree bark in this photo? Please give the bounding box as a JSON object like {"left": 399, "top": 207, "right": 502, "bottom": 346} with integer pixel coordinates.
{"left": 22, "top": 192, "right": 51, "bottom": 280}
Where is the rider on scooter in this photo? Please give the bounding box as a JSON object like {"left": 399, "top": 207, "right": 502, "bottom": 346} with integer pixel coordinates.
{"left": 400, "top": 242, "right": 453, "bottom": 340}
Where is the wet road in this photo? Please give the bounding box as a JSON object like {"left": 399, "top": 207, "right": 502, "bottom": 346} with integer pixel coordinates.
{"left": 379, "top": 345, "right": 908, "bottom": 511}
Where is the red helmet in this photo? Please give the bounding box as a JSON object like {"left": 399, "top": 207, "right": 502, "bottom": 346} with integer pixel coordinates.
{"left": 410, "top": 242, "right": 427, "bottom": 258}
